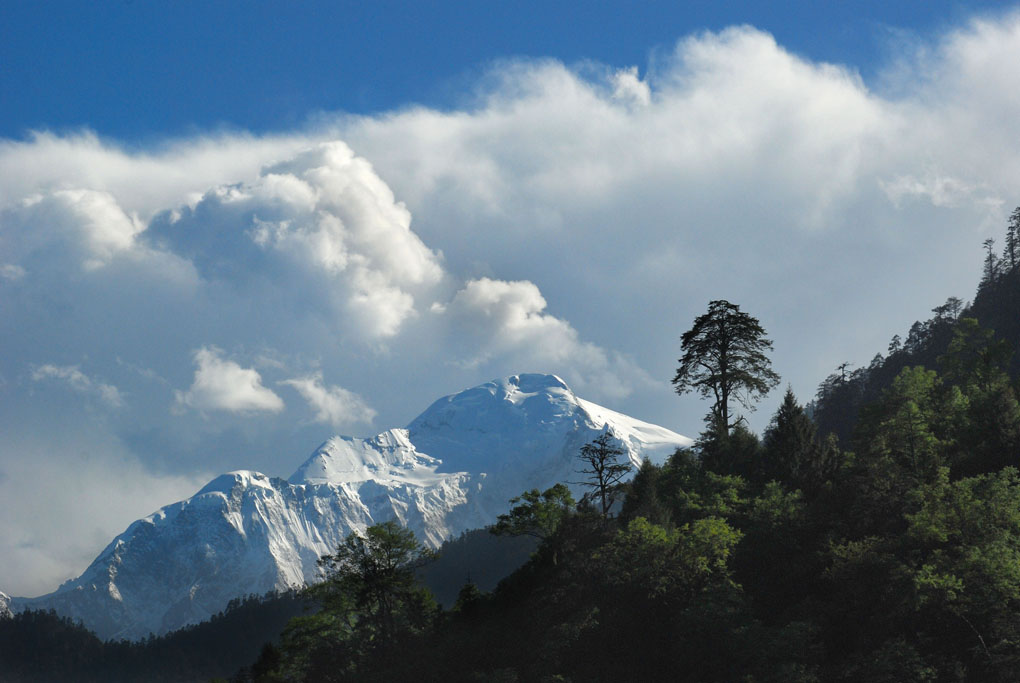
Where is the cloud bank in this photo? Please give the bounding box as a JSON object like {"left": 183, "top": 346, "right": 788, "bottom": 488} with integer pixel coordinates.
{"left": 31, "top": 364, "right": 125, "bottom": 409}
{"left": 174, "top": 347, "right": 285, "bottom": 415}
{"left": 5, "top": 13, "right": 1020, "bottom": 596}
{"left": 280, "top": 373, "right": 377, "bottom": 428}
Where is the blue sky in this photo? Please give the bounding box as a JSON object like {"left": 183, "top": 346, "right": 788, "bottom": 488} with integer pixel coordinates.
{"left": 4, "top": 1, "right": 1020, "bottom": 596}
{"left": 2, "top": 1, "right": 1010, "bottom": 138}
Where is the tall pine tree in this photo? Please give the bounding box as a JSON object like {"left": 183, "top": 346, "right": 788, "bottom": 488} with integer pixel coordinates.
{"left": 674, "top": 300, "right": 780, "bottom": 434}
{"left": 760, "top": 387, "right": 837, "bottom": 492}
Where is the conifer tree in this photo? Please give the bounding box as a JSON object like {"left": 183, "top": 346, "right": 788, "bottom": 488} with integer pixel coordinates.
{"left": 982, "top": 237, "right": 1000, "bottom": 288}
{"left": 673, "top": 300, "right": 780, "bottom": 434}
{"left": 697, "top": 419, "right": 761, "bottom": 479}
{"left": 620, "top": 459, "right": 671, "bottom": 526}
{"left": 1005, "top": 206, "right": 1020, "bottom": 272}
{"left": 761, "top": 387, "right": 836, "bottom": 492}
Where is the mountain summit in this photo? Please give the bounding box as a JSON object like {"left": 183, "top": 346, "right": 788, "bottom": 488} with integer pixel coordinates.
{"left": 12, "top": 374, "right": 690, "bottom": 640}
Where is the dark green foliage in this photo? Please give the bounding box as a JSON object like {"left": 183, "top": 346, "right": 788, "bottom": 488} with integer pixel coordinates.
{"left": 813, "top": 210, "right": 1020, "bottom": 446}
{"left": 857, "top": 366, "right": 959, "bottom": 478}
{"left": 659, "top": 447, "right": 748, "bottom": 525}
{"left": 1006, "top": 207, "right": 1020, "bottom": 272}
{"left": 416, "top": 527, "right": 537, "bottom": 607}
{"left": 953, "top": 375, "right": 1020, "bottom": 475}
{"left": 275, "top": 522, "right": 441, "bottom": 682}
{"left": 491, "top": 483, "right": 575, "bottom": 540}
{"left": 905, "top": 467, "right": 1020, "bottom": 673}
{"left": 620, "top": 457, "right": 672, "bottom": 526}
{"left": 816, "top": 468, "right": 1020, "bottom": 681}
{"left": 313, "top": 521, "right": 437, "bottom": 641}
{"left": 674, "top": 299, "right": 780, "bottom": 432}
{"left": 813, "top": 298, "right": 964, "bottom": 447}
{"left": 936, "top": 318, "right": 1020, "bottom": 475}
{"left": 451, "top": 581, "right": 485, "bottom": 615}
{"left": 697, "top": 418, "right": 761, "bottom": 479}
{"left": 760, "top": 388, "right": 839, "bottom": 493}
{"left": 0, "top": 609, "right": 106, "bottom": 683}
{"left": 984, "top": 237, "right": 1001, "bottom": 287}
{"left": 940, "top": 317, "right": 1013, "bottom": 391}
{"left": 0, "top": 591, "right": 306, "bottom": 683}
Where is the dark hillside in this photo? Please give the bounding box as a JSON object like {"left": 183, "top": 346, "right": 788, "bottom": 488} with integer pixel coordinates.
{"left": 813, "top": 210, "right": 1020, "bottom": 446}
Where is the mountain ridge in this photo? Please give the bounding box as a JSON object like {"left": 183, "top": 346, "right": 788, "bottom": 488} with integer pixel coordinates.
{"left": 10, "top": 373, "right": 691, "bottom": 640}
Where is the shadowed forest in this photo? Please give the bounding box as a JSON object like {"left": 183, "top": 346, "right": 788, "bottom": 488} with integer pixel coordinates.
{"left": 5, "top": 212, "right": 1020, "bottom": 682}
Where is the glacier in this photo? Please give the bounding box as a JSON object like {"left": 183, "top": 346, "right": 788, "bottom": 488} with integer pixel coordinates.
{"left": 9, "top": 374, "right": 691, "bottom": 640}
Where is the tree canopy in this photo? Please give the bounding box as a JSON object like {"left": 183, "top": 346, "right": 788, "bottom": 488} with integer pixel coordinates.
{"left": 673, "top": 299, "right": 780, "bottom": 433}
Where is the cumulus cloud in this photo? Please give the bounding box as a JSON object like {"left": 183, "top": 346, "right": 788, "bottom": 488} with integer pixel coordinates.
{"left": 150, "top": 141, "right": 444, "bottom": 339}
{"left": 442, "top": 278, "right": 655, "bottom": 399}
{"left": 611, "top": 66, "right": 651, "bottom": 106}
{"left": 31, "top": 364, "right": 125, "bottom": 408}
{"left": 174, "top": 347, "right": 284, "bottom": 415}
{"left": 446, "top": 278, "right": 570, "bottom": 361}
{"left": 280, "top": 373, "right": 376, "bottom": 428}
{"left": 2, "top": 189, "right": 145, "bottom": 272}
{"left": 0, "top": 130, "right": 316, "bottom": 217}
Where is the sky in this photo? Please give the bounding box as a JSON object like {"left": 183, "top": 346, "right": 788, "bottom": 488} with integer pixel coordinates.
{"left": 3, "top": 1, "right": 1020, "bottom": 597}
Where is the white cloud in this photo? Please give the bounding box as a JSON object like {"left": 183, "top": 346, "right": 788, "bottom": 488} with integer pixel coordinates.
{"left": 611, "top": 66, "right": 651, "bottom": 107}
{"left": 0, "top": 264, "right": 25, "bottom": 281}
{"left": 879, "top": 171, "right": 996, "bottom": 209}
{"left": 151, "top": 141, "right": 444, "bottom": 340}
{"left": 53, "top": 189, "right": 144, "bottom": 267}
{"left": 2, "top": 188, "right": 145, "bottom": 272}
{"left": 280, "top": 373, "right": 376, "bottom": 428}
{"left": 31, "top": 364, "right": 124, "bottom": 408}
{"left": 174, "top": 347, "right": 284, "bottom": 415}
{"left": 0, "top": 130, "right": 316, "bottom": 218}
{"left": 443, "top": 278, "right": 655, "bottom": 400}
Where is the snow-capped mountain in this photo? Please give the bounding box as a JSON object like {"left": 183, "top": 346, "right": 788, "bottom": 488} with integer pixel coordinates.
{"left": 0, "top": 591, "right": 12, "bottom": 620}
{"left": 11, "top": 374, "right": 690, "bottom": 640}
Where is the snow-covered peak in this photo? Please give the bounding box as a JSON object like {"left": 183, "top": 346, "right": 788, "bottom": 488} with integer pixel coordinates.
{"left": 0, "top": 591, "right": 12, "bottom": 619}
{"left": 574, "top": 397, "right": 694, "bottom": 467}
{"left": 406, "top": 373, "right": 690, "bottom": 472}
{"left": 13, "top": 373, "right": 691, "bottom": 640}
{"left": 289, "top": 429, "right": 445, "bottom": 486}
{"left": 410, "top": 373, "right": 575, "bottom": 427}
{"left": 196, "top": 470, "right": 278, "bottom": 496}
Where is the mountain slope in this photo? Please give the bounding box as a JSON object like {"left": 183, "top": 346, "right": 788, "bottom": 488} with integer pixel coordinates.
{"left": 11, "top": 374, "right": 690, "bottom": 640}
{"left": 0, "top": 591, "right": 11, "bottom": 620}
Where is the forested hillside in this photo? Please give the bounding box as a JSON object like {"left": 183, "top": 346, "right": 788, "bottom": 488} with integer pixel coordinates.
{"left": 812, "top": 209, "right": 1020, "bottom": 446}
{"left": 238, "top": 212, "right": 1020, "bottom": 682}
